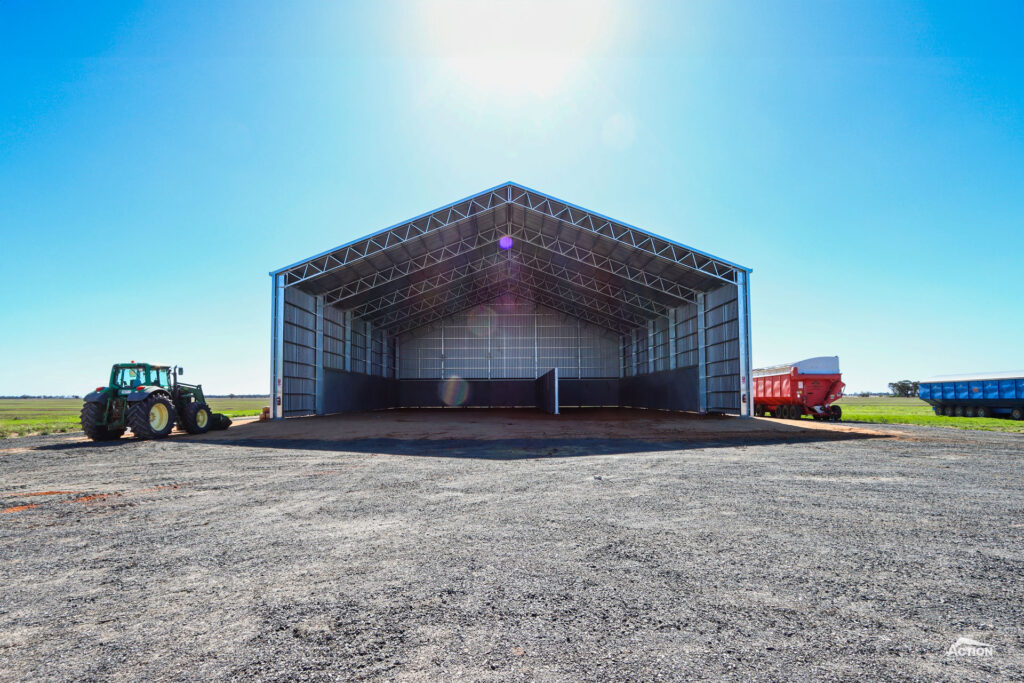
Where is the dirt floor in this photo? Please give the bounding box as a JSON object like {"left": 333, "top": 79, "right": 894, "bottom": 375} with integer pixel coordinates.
{"left": 1, "top": 408, "right": 1022, "bottom": 681}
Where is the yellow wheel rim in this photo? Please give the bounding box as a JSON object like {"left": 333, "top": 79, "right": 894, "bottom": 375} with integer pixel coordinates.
{"left": 196, "top": 409, "right": 208, "bottom": 429}
{"left": 149, "top": 403, "right": 169, "bottom": 430}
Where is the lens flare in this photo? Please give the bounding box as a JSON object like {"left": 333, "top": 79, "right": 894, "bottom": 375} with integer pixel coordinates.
{"left": 441, "top": 376, "right": 470, "bottom": 407}
{"left": 467, "top": 305, "right": 493, "bottom": 338}
{"left": 499, "top": 236, "right": 513, "bottom": 250}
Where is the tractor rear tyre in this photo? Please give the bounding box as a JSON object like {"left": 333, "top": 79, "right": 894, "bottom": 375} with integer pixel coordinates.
{"left": 182, "top": 402, "right": 212, "bottom": 434}
{"left": 128, "top": 394, "right": 176, "bottom": 440}
{"left": 80, "top": 402, "right": 125, "bottom": 441}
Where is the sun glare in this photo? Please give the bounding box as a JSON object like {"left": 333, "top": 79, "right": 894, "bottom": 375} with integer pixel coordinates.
{"left": 415, "top": 0, "right": 617, "bottom": 97}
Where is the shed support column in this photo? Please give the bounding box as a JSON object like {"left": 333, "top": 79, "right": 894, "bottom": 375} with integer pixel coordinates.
{"left": 632, "top": 329, "right": 640, "bottom": 375}
{"left": 668, "top": 308, "right": 677, "bottom": 370}
{"left": 343, "top": 311, "right": 352, "bottom": 372}
{"left": 736, "top": 271, "right": 753, "bottom": 417}
{"left": 381, "top": 329, "right": 388, "bottom": 378}
{"left": 534, "top": 314, "right": 539, "bottom": 378}
{"left": 315, "top": 295, "right": 324, "bottom": 415}
{"left": 697, "top": 293, "right": 708, "bottom": 414}
{"left": 618, "top": 335, "right": 625, "bottom": 378}
{"left": 365, "top": 320, "right": 372, "bottom": 375}
{"left": 647, "top": 320, "right": 655, "bottom": 374}
{"left": 577, "top": 318, "right": 582, "bottom": 378}
{"left": 270, "top": 274, "right": 285, "bottom": 419}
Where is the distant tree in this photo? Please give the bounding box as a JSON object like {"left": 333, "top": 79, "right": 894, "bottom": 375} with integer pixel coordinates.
{"left": 888, "top": 380, "right": 919, "bottom": 398}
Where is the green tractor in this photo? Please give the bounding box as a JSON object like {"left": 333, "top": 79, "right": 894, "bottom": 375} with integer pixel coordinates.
{"left": 80, "top": 362, "right": 230, "bottom": 441}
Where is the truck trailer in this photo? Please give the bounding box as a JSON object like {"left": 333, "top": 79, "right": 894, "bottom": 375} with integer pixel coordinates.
{"left": 753, "top": 356, "right": 845, "bottom": 421}
{"left": 918, "top": 372, "right": 1024, "bottom": 420}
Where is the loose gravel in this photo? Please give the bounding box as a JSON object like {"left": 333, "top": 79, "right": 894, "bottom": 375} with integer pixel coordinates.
{"left": 1, "top": 413, "right": 1022, "bottom": 681}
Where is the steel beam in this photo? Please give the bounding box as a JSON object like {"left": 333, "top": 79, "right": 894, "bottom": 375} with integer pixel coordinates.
{"left": 315, "top": 295, "right": 324, "bottom": 415}
{"left": 736, "top": 272, "right": 752, "bottom": 417}
{"left": 270, "top": 274, "right": 285, "bottom": 419}
{"left": 697, "top": 293, "right": 707, "bottom": 414}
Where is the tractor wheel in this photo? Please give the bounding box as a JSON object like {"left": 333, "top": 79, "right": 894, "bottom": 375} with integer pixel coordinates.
{"left": 128, "top": 394, "right": 176, "bottom": 440}
{"left": 182, "top": 403, "right": 212, "bottom": 434}
{"left": 80, "top": 402, "right": 125, "bottom": 441}
{"left": 829, "top": 405, "right": 842, "bottom": 422}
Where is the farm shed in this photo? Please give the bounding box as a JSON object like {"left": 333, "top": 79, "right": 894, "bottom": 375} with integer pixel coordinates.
{"left": 269, "top": 183, "right": 752, "bottom": 418}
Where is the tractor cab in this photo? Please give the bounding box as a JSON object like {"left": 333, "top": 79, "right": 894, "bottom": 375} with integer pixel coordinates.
{"left": 107, "top": 363, "right": 172, "bottom": 391}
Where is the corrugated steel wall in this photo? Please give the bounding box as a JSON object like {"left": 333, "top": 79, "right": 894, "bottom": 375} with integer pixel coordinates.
{"left": 618, "top": 283, "right": 739, "bottom": 412}
{"left": 282, "top": 287, "right": 316, "bottom": 416}
{"left": 704, "top": 283, "right": 740, "bottom": 412}
{"left": 397, "top": 294, "right": 619, "bottom": 380}
{"left": 282, "top": 291, "right": 398, "bottom": 416}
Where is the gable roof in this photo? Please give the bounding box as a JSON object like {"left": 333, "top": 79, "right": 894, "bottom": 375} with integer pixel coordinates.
{"left": 272, "top": 182, "right": 749, "bottom": 335}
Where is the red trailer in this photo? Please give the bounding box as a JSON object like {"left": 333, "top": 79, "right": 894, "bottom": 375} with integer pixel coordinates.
{"left": 753, "top": 356, "right": 845, "bottom": 421}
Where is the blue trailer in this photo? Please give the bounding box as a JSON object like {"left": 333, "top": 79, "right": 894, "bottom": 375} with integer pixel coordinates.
{"left": 918, "top": 372, "right": 1024, "bottom": 420}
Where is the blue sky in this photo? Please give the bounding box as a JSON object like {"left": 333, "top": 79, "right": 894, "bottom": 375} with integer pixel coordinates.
{"left": 1, "top": 0, "right": 1022, "bottom": 395}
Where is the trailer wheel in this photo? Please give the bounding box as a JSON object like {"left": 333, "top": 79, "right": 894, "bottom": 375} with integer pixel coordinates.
{"left": 829, "top": 405, "right": 842, "bottom": 422}
{"left": 943, "top": 405, "right": 954, "bottom": 417}
{"left": 1011, "top": 408, "right": 1023, "bottom": 421}
{"left": 976, "top": 406, "right": 990, "bottom": 419}
{"left": 964, "top": 406, "right": 976, "bottom": 418}
{"left": 933, "top": 406, "right": 943, "bottom": 416}
{"left": 954, "top": 405, "right": 965, "bottom": 417}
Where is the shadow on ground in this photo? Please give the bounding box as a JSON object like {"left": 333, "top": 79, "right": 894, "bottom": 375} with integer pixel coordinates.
{"left": 27, "top": 408, "right": 887, "bottom": 459}
{"left": 189, "top": 432, "right": 884, "bottom": 460}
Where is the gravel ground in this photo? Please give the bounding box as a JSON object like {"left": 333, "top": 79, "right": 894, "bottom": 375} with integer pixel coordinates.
{"left": 1, "top": 411, "right": 1022, "bottom": 681}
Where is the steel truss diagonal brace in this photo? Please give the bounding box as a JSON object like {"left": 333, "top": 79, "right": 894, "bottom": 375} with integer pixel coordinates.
{"left": 321, "top": 226, "right": 509, "bottom": 306}
{"left": 507, "top": 186, "right": 738, "bottom": 283}
{"left": 281, "top": 191, "right": 509, "bottom": 286}
{"left": 366, "top": 263, "right": 647, "bottom": 331}
{"left": 349, "top": 249, "right": 669, "bottom": 321}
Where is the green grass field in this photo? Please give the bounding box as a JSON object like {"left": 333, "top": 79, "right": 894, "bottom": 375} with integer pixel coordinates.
{"left": 0, "top": 398, "right": 267, "bottom": 438}
{"left": 835, "top": 396, "right": 1024, "bottom": 433}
